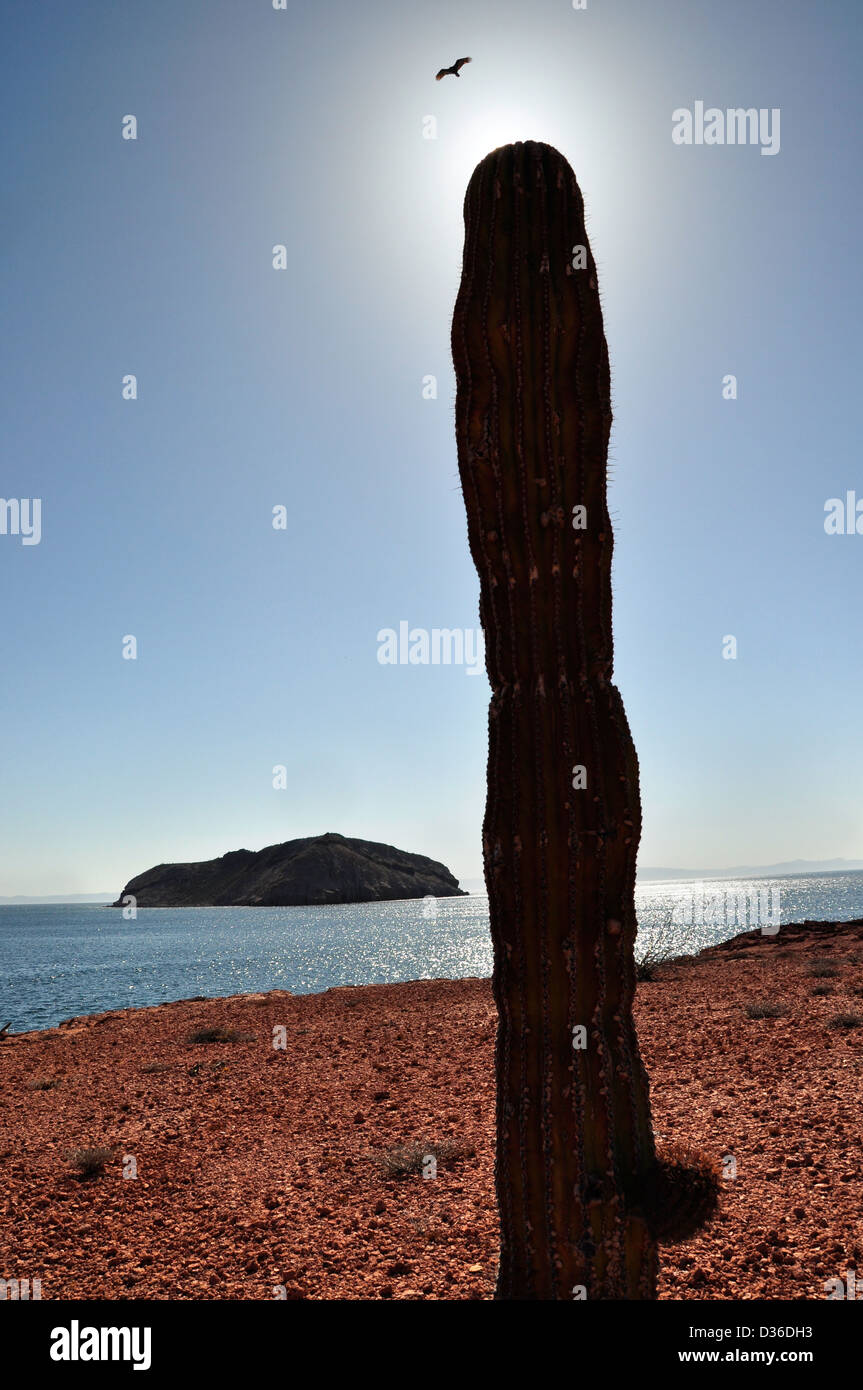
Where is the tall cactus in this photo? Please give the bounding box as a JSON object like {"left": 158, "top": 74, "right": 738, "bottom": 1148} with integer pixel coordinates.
{"left": 452, "top": 141, "right": 657, "bottom": 1299}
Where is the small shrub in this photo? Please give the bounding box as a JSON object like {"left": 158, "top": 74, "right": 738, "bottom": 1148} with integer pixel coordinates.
{"left": 827, "top": 1013, "right": 863, "bottom": 1031}
{"left": 371, "top": 1139, "right": 475, "bottom": 1179}
{"left": 635, "top": 919, "right": 681, "bottom": 982}
{"left": 27, "top": 1077, "right": 61, "bottom": 1091}
{"left": 808, "top": 965, "right": 839, "bottom": 979}
{"left": 636, "top": 946, "right": 676, "bottom": 983}
{"left": 67, "top": 1146, "right": 115, "bottom": 1178}
{"left": 811, "top": 984, "right": 834, "bottom": 997}
{"left": 745, "top": 1002, "right": 788, "bottom": 1019}
{"left": 184, "top": 1027, "right": 255, "bottom": 1045}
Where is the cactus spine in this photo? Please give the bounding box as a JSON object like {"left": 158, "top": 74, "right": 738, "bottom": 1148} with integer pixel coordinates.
{"left": 451, "top": 141, "right": 657, "bottom": 1299}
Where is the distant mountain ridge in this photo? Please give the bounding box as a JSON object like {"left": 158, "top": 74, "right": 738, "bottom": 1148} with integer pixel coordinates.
{"left": 7, "top": 860, "right": 863, "bottom": 905}
{"left": 0, "top": 893, "right": 114, "bottom": 905}
{"left": 459, "top": 860, "right": 863, "bottom": 893}
{"left": 110, "top": 833, "right": 466, "bottom": 908}
{"left": 636, "top": 858, "right": 863, "bottom": 882}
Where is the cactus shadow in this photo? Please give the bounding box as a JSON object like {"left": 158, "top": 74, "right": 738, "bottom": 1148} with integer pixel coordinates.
{"left": 631, "top": 1142, "right": 722, "bottom": 1245}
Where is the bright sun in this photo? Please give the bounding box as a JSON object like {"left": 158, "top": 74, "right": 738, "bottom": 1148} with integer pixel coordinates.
{"left": 444, "top": 106, "right": 568, "bottom": 191}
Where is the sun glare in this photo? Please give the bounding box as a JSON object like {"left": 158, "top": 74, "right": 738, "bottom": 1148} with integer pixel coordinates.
{"left": 444, "top": 106, "right": 569, "bottom": 191}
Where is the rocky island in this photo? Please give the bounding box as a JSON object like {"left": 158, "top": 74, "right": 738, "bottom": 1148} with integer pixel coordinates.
{"left": 111, "top": 833, "right": 467, "bottom": 908}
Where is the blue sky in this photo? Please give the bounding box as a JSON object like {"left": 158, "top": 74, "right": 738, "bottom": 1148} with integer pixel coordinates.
{"left": 2, "top": 0, "right": 861, "bottom": 895}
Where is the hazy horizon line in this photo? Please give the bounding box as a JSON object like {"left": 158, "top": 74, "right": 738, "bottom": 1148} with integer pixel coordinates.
{"left": 5, "top": 858, "right": 863, "bottom": 903}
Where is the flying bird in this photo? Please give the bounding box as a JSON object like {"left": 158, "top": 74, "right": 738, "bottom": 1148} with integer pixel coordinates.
{"left": 436, "top": 56, "right": 471, "bottom": 80}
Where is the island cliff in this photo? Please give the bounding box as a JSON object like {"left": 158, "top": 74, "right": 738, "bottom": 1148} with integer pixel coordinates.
{"left": 111, "top": 833, "right": 467, "bottom": 908}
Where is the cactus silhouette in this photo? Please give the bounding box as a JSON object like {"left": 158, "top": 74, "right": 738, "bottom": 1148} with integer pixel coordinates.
{"left": 452, "top": 141, "right": 657, "bottom": 1299}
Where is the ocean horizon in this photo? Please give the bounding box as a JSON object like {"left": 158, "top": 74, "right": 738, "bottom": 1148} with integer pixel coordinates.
{"left": 3, "top": 868, "right": 863, "bottom": 1033}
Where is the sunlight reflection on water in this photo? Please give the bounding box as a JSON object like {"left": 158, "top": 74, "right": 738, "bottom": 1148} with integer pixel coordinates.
{"left": 3, "top": 871, "right": 863, "bottom": 1030}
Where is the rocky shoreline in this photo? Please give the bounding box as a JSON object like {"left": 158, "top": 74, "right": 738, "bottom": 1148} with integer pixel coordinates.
{"left": 2, "top": 918, "right": 863, "bottom": 1300}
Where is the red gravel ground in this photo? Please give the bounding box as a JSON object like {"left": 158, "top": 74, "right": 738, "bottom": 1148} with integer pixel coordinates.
{"left": 2, "top": 918, "right": 863, "bottom": 1300}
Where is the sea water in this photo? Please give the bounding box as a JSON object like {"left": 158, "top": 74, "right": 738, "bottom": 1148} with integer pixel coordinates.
{"left": 2, "top": 870, "right": 863, "bottom": 1033}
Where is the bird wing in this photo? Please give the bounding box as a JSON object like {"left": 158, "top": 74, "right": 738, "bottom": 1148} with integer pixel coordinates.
{"left": 435, "top": 68, "right": 448, "bottom": 80}
{"left": 454, "top": 56, "right": 471, "bottom": 71}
